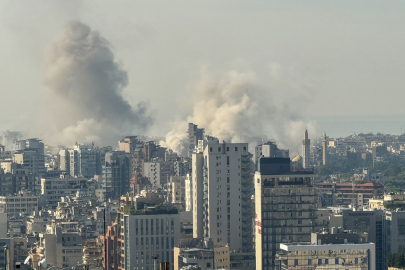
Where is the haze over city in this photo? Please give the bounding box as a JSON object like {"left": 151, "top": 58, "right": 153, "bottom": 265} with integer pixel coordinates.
{"left": 1, "top": 2, "right": 405, "bottom": 270}
{"left": 2, "top": 1, "right": 405, "bottom": 151}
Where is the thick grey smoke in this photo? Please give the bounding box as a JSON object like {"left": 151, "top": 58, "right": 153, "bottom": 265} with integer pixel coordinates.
{"left": 161, "top": 68, "right": 316, "bottom": 156}
{"left": 43, "top": 21, "right": 152, "bottom": 146}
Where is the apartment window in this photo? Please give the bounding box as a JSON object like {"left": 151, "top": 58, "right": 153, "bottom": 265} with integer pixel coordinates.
{"left": 218, "top": 147, "right": 221, "bottom": 152}
{"left": 318, "top": 259, "right": 322, "bottom": 265}
{"left": 355, "top": 258, "right": 358, "bottom": 264}
{"left": 210, "top": 147, "right": 213, "bottom": 152}
{"left": 294, "top": 260, "right": 298, "bottom": 266}
{"left": 226, "top": 147, "right": 229, "bottom": 151}
{"left": 235, "top": 147, "right": 238, "bottom": 151}
{"left": 335, "top": 259, "right": 339, "bottom": 264}
{"left": 243, "top": 147, "right": 246, "bottom": 151}
{"left": 325, "top": 259, "right": 329, "bottom": 265}
{"left": 364, "top": 258, "right": 367, "bottom": 264}
{"left": 308, "top": 259, "right": 312, "bottom": 265}
{"left": 227, "top": 156, "right": 230, "bottom": 165}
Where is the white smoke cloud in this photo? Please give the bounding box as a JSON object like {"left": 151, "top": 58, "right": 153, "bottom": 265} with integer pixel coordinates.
{"left": 42, "top": 21, "right": 152, "bottom": 146}
{"left": 162, "top": 67, "right": 317, "bottom": 156}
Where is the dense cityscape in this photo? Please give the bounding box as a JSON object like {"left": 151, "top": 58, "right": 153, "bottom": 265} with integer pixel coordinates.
{"left": 0, "top": 126, "right": 404, "bottom": 270}
{"left": 2, "top": 2, "right": 405, "bottom": 270}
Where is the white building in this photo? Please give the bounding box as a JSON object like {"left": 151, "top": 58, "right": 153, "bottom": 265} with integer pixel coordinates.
{"left": 192, "top": 136, "right": 253, "bottom": 252}
{"left": 185, "top": 174, "right": 192, "bottom": 212}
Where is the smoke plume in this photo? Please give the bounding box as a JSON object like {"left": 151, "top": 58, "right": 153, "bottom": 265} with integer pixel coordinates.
{"left": 43, "top": 21, "right": 152, "bottom": 146}
{"left": 161, "top": 68, "right": 316, "bottom": 156}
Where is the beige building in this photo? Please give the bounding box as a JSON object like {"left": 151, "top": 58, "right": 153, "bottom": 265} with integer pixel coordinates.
{"left": 37, "top": 225, "right": 83, "bottom": 268}
{"left": 167, "top": 176, "right": 186, "bottom": 207}
{"left": 40, "top": 174, "right": 88, "bottom": 209}
{"left": 276, "top": 242, "right": 375, "bottom": 270}
{"left": 368, "top": 199, "right": 384, "bottom": 210}
{"left": 0, "top": 191, "right": 38, "bottom": 215}
{"left": 13, "top": 150, "right": 45, "bottom": 176}
{"left": 174, "top": 239, "right": 230, "bottom": 270}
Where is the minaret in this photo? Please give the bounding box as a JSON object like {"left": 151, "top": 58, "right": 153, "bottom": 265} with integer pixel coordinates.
{"left": 322, "top": 132, "right": 328, "bottom": 166}
{"left": 302, "top": 129, "right": 310, "bottom": 168}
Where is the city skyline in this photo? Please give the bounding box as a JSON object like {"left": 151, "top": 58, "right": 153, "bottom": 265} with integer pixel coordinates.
{"left": 2, "top": 1, "right": 405, "bottom": 151}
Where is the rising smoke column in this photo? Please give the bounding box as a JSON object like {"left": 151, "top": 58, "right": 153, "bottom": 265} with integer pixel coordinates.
{"left": 44, "top": 21, "right": 152, "bottom": 145}
{"left": 162, "top": 68, "right": 316, "bottom": 156}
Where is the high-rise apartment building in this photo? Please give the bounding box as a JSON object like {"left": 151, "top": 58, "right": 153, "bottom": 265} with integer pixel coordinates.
{"left": 255, "top": 142, "right": 289, "bottom": 165}
{"left": 167, "top": 176, "right": 186, "bottom": 207}
{"left": 342, "top": 210, "right": 386, "bottom": 270}
{"left": 58, "top": 149, "right": 70, "bottom": 172}
{"left": 66, "top": 144, "right": 108, "bottom": 179}
{"left": 40, "top": 174, "right": 88, "bottom": 209}
{"left": 255, "top": 157, "right": 316, "bottom": 270}
{"left": 74, "top": 144, "right": 97, "bottom": 179}
{"left": 103, "top": 151, "right": 131, "bottom": 199}
{"left": 185, "top": 174, "right": 192, "bottom": 212}
{"left": 13, "top": 150, "right": 45, "bottom": 176}
{"left": 386, "top": 210, "right": 405, "bottom": 255}
{"left": 188, "top": 123, "right": 204, "bottom": 158}
{"left": 118, "top": 204, "right": 180, "bottom": 270}
{"left": 119, "top": 136, "right": 141, "bottom": 154}
{"left": 302, "top": 129, "right": 310, "bottom": 168}
{"left": 13, "top": 138, "right": 44, "bottom": 155}
{"left": 192, "top": 136, "right": 253, "bottom": 252}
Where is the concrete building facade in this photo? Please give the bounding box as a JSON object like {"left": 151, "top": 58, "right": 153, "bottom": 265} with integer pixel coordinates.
{"left": 255, "top": 158, "right": 316, "bottom": 270}
{"left": 119, "top": 207, "right": 180, "bottom": 270}
{"left": 192, "top": 137, "right": 253, "bottom": 252}
{"left": 276, "top": 243, "right": 375, "bottom": 270}
{"left": 40, "top": 174, "right": 88, "bottom": 209}
{"left": 0, "top": 191, "right": 38, "bottom": 216}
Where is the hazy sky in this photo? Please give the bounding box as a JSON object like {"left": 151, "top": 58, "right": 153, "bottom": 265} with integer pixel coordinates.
{"left": 1, "top": 1, "right": 405, "bottom": 144}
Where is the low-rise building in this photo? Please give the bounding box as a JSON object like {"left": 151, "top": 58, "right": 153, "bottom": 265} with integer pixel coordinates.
{"left": 315, "top": 182, "right": 384, "bottom": 207}
{"left": 37, "top": 226, "right": 84, "bottom": 268}
{"left": 276, "top": 242, "right": 375, "bottom": 270}
{"left": 0, "top": 191, "right": 38, "bottom": 216}
{"left": 40, "top": 174, "right": 88, "bottom": 209}
{"left": 174, "top": 239, "right": 231, "bottom": 270}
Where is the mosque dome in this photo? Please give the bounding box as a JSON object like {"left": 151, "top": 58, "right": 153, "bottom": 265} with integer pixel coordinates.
{"left": 292, "top": 155, "right": 302, "bottom": 163}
